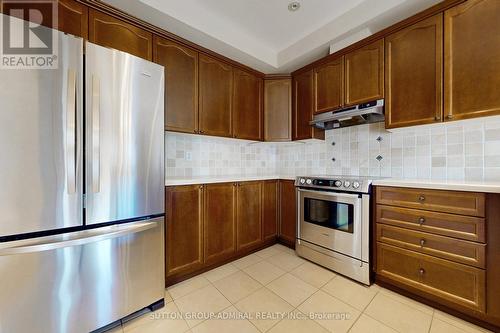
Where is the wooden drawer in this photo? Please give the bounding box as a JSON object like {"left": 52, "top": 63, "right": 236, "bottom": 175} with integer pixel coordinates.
{"left": 376, "top": 187, "right": 485, "bottom": 217}
{"left": 376, "top": 205, "right": 485, "bottom": 242}
{"left": 377, "top": 243, "right": 485, "bottom": 313}
{"left": 377, "top": 224, "right": 485, "bottom": 268}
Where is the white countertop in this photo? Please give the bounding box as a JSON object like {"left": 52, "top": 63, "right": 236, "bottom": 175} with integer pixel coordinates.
{"left": 165, "top": 175, "right": 296, "bottom": 186}
{"left": 372, "top": 178, "right": 500, "bottom": 193}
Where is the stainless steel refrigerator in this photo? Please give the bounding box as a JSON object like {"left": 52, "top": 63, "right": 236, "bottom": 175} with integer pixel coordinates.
{"left": 0, "top": 14, "right": 165, "bottom": 333}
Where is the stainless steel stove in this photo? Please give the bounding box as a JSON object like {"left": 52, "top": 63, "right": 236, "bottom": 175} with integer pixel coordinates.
{"left": 295, "top": 175, "right": 379, "bottom": 285}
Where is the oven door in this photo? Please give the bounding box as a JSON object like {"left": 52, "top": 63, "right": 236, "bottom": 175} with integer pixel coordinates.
{"left": 298, "top": 189, "right": 362, "bottom": 260}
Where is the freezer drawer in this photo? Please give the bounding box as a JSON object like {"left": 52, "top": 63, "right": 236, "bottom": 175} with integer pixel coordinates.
{"left": 0, "top": 217, "right": 165, "bottom": 333}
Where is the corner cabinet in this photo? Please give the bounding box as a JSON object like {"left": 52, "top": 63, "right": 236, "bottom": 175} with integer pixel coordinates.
{"left": 264, "top": 78, "right": 292, "bottom": 141}
{"left": 199, "top": 55, "right": 233, "bottom": 137}
{"left": 165, "top": 185, "right": 204, "bottom": 279}
{"left": 293, "top": 71, "right": 325, "bottom": 141}
{"left": 88, "top": 9, "right": 152, "bottom": 60}
{"left": 233, "top": 69, "right": 263, "bottom": 140}
{"left": 385, "top": 14, "right": 443, "bottom": 129}
{"left": 153, "top": 37, "right": 199, "bottom": 133}
{"left": 345, "top": 39, "right": 384, "bottom": 106}
{"left": 444, "top": 0, "right": 500, "bottom": 121}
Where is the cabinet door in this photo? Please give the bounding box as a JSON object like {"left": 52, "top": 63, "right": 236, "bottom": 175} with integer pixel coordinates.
{"left": 236, "top": 181, "right": 262, "bottom": 251}
{"left": 166, "top": 185, "right": 204, "bottom": 277}
{"left": 293, "top": 70, "right": 324, "bottom": 140}
{"left": 199, "top": 54, "right": 233, "bottom": 137}
{"left": 279, "top": 180, "right": 296, "bottom": 246}
{"left": 89, "top": 9, "right": 152, "bottom": 60}
{"left": 204, "top": 183, "right": 236, "bottom": 264}
{"left": 444, "top": 0, "right": 500, "bottom": 121}
{"left": 345, "top": 39, "right": 384, "bottom": 105}
{"left": 385, "top": 14, "right": 443, "bottom": 129}
{"left": 233, "top": 69, "right": 263, "bottom": 140}
{"left": 264, "top": 79, "right": 292, "bottom": 141}
{"left": 314, "top": 57, "right": 344, "bottom": 113}
{"left": 262, "top": 180, "right": 279, "bottom": 241}
{"left": 154, "top": 37, "right": 198, "bottom": 133}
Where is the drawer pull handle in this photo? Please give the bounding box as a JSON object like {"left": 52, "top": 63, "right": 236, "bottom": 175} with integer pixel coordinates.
{"left": 418, "top": 217, "right": 425, "bottom": 225}
{"left": 420, "top": 239, "right": 426, "bottom": 247}
{"left": 418, "top": 195, "right": 426, "bottom": 202}
{"left": 419, "top": 268, "right": 425, "bottom": 275}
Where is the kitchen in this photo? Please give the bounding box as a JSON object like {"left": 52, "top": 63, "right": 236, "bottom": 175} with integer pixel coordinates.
{"left": 0, "top": 0, "right": 499, "bottom": 332}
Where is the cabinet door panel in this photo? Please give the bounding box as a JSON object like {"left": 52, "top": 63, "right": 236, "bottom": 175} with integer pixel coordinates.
{"left": 262, "top": 180, "right": 278, "bottom": 240}
{"left": 293, "top": 71, "right": 324, "bottom": 140}
{"left": 204, "top": 183, "right": 236, "bottom": 264}
{"left": 154, "top": 37, "right": 198, "bottom": 133}
{"left": 199, "top": 54, "right": 233, "bottom": 137}
{"left": 264, "top": 79, "right": 292, "bottom": 141}
{"left": 444, "top": 0, "right": 500, "bottom": 121}
{"left": 279, "top": 180, "right": 296, "bottom": 246}
{"left": 385, "top": 14, "right": 443, "bottom": 128}
{"left": 233, "top": 69, "right": 263, "bottom": 140}
{"left": 89, "top": 9, "right": 152, "bottom": 60}
{"left": 345, "top": 39, "right": 384, "bottom": 105}
{"left": 314, "top": 57, "right": 344, "bottom": 113}
{"left": 166, "top": 185, "right": 204, "bottom": 277}
{"left": 236, "top": 182, "right": 262, "bottom": 250}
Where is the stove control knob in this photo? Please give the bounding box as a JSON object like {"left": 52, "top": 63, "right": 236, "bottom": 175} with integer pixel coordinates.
{"left": 344, "top": 181, "right": 351, "bottom": 188}
{"left": 306, "top": 179, "right": 312, "bottom": 185}
{"left": 352, "top": 181, "right": 360, "bottom": 189}
{"left": 300, "top": 178, "right": 306, "bottom": 184}
{"left": 334, "top": 180, "right": 342, "bottom": 187}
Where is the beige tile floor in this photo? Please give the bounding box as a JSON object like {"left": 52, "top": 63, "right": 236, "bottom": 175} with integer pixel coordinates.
{"left": 108, "top": 244, "right": 492, "bottom": 333}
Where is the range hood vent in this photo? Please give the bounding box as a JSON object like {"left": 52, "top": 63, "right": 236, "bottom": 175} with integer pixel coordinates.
{"left": 310, "top": 99, "right": 384, "bottom": 130}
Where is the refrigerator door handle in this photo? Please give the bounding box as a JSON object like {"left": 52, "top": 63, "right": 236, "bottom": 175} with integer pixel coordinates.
{"left": 66, "top": 69, "right": 77, "bottom": 194}
{"left": 91, "top": 74, "right": 101, "bottom": 193}
{"left": 0, "top": 220, "right": 158, "bottom": 256}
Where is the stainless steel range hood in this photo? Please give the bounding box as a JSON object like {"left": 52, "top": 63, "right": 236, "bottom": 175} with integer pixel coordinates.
{"left": 310, "top": 99, "right": 384, "bottom": 130}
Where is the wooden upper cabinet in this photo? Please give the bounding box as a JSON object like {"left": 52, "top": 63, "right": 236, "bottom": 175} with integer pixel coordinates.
{"left": 444, "top": 0, "right": 500, "bottom": 121}
{"left": 293, "top": 70, "right": 325, "bottom": 141}
{"left": 314, "top": 57, "right": 344, "bottom": 113}
{"left": 279, "top": 180, "right": 297, "bottom": 245}
{"left": 203, "top": 183, "right": 236, "bottom": 264}
{"left": 264, "top": 78, "right": 292, "bottom": 142}
{"left": 345, "top": 39, "right": 384, "bottom": 106}
{"left": 166, "top": 185, "right": 204, "bottom": 278}
{"left": 262, "top": 180, "right": 279, "bottom": 241}
{"left": 89, "top": 9, "right": 152, "bottom": 60}
{"left": 199, "top": 54, "right": 233, "bottom": 137}
{"left": 385, "top": 14, "right": 443, "bottom": 129}
{"left": 58, "top": 0, "right": 88, "bottom": 38}
{"left": 233, "top": 69, "right": 263, "bottom": 141}
{"left": 236, "top": 181, "right": 262, "bottom": 251}
{"left": 153, "top": 37, "right": 198, "bottom": 133}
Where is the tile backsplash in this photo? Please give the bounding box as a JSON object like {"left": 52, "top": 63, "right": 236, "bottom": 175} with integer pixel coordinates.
{"left": 166, "top": 116, "right": 500, "bottom": 181}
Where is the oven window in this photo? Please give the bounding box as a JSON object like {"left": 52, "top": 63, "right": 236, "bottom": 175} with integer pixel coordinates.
{"left": 303, "top": 198, "right": 354, "bottom": 233}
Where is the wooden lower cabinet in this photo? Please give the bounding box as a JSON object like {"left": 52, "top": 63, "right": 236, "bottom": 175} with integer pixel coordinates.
{"left": 165, "top": 185, "right": 204, "bottom": 278}
{"left": 236, "top": 181, "right": 262, "bottom": 251}
{"left": 262, "top": 180, "right": 279, "bottom": 241}
{"left": 279, "top": 180, "right": 297, "bottom": 246}
{"left": 203, "top": 182, "right": 236, "bottom": 265}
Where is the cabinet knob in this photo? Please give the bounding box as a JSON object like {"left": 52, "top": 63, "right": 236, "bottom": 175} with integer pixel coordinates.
{"left": 435, "top": 115, "right": 441, "bottom": 121}
{"left": 199, "top": 185, "right": 204, "bottom": 189}
{"left": 418, "top": 217, "right": 426, "bottom": 225}
{"left": 418, "top": 195, "right": 425, "bottom": 202}
{"left": 446, "top": 114, "right": 453, "bottom": 119}
{"left": 420, "top": 239, "right": 426, "bottom": 247}
{"left": 419, "top": 268, "right": 425, "bottom": 275}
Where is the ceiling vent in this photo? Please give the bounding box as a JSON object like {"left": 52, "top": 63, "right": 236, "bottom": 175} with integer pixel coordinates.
{"left": 288, "top": 2, "right": 301, "bottom": 12}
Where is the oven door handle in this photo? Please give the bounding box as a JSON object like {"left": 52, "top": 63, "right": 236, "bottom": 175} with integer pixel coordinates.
{"left": 297, "top": 188, "right": 361, "bottom": 200}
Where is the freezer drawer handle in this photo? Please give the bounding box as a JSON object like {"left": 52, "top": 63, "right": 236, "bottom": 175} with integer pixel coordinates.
{"left": 92, "top": 74, "right": 101, "bottom": 193}
{"left": 0, "top": 221, "right": 158, "bottom": 256}
{"left": 66, "top": 69, "right": 77, "bottom": 194}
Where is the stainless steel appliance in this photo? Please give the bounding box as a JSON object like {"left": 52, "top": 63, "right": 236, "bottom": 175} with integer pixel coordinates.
{"left": 0, "top": 14, "right": 165, "bottom": 333}
{"left": 310, "top": 99, "right": 384, "bottom": 129}
{"left": 295, "top": 176, "right": 375, "bottom": 285}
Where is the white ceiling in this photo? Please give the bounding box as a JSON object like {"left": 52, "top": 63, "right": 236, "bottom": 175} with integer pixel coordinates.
{"left": 102, "top": 0, "right": 442, "bottom": 73}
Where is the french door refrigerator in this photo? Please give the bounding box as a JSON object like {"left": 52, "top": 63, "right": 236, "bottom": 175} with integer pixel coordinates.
{"left": 0, "top": 15, "right": 165, "bottom": 333}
